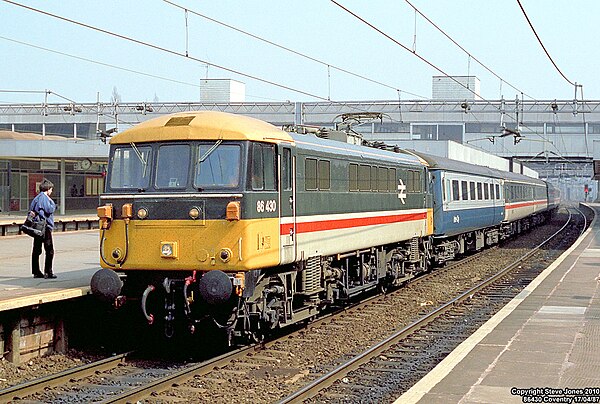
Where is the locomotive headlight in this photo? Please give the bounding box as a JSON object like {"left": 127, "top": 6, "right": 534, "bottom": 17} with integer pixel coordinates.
{"left": 112, "top": 248, "right": 123, "bottom": 260}
{"left": 160, "top": 241, "right": 178, "bottom": 258}
{"left": 219, "top": 248, "right": 232, "bottom": 263}
{"left": 189, "top": 207, "right": 200, "bottom": 219}
{"left": 137, "top": 207, "right": 148, "bottom": 219}
{"left": 161, "top": 244, "right": 172, "bottom": 256}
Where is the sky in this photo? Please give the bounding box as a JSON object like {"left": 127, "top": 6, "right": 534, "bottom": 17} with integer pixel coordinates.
{"left": 0, "top": 1, "right": 596, "bottom": 105}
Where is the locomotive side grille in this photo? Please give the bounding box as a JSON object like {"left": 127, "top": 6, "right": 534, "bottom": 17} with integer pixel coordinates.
{"left": 409, "top": 237, "right": 419, "bottom": 262}
{"left": 302, "top": 256, "right": 322, "bottom": 295}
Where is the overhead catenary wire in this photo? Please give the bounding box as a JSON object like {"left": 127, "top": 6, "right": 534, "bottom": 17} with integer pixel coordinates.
{"left": 0, "top": 88, "right": 76, "bottom": 104}
{"left": 330, "top": 0, "right": 485, "bottom": 103}
{"left": 0, "top": 35, "right": 287, "bottom": 102}
{"left": 1, "top": 0, "right": 330, "bottom": 102}
{"left": 330, "top": 0, "right": 562, "bottom": 154}
{"left": 404, "top": 0, "right": 537, "bottom": 101}
{"left": 515, "top": 0, "right": 577, "bottom": 88}
{"left": 161, "top": 0, "right": 429, "bottom": 100}
{"left": 2, "top": 0, "right": 415, "bottom": 121}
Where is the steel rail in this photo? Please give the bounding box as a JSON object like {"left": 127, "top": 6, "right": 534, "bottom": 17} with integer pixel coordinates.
{"left": 277, "top": 209, "right": 578, "bottom": 403}
{"left": 0, "top": 351, "right": 134, "bottom": 401}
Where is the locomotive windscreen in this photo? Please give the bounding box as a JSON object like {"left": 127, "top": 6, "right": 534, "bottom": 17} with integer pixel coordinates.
{"left": 109, "top": 145, "right": 152, "bottom": 190}
{"left": 195, "top": 143, "right": 241, "bottom": 188}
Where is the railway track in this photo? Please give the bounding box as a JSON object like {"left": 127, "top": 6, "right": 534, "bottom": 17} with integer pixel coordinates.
{"left": 278, "top": 206, "right": 588, "bottom": 403}
{"left": 0, "top": 208, "right": 585, "bottom": 403}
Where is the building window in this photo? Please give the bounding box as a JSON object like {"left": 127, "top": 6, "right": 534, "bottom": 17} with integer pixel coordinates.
{"left": 412, "top": 124, "right": 438, "bottom": 140}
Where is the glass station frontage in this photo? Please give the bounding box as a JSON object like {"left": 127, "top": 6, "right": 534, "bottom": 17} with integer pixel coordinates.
{"left": 0, "top": 159, "right": 105, "bottom": 213}
{"left": 0, "top": 130, "right": 108, "bottom": 215}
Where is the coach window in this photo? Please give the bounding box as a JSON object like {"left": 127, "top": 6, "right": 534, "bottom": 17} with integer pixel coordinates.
{"left": 484, "top": 183, "right": 490, "bottom": 200}
{"left": 409, "top": 170, "right": 422, "bottom": 193}
{"left": 388, "top": 168, "right": 396, "bottom": 192}
{"left": 349, "top": 163, "right": 358, "bottom": 191}
{"left": 318, "top": 160, "right": 330, "bottom": 190}
{"left": 252, "top": 143, "right": 276, "bottom": 191}
{"left": 305, "top": 158, "right": 318, "bottom": 191}
{"left": 370, "top": 166, "right": 378, "bottom": 191}
{"left": 477, "top": 182, "right": 483, "bottom": 200}
{"left": 452, "top": 180, "right": 460, "bottom": 201}
{"left": 156, "top": 144, "right": 190, "bottom": 189}
{"left": 495, "top": 184, "right": 500, "bottom": 199}
{"left": 469, "top": 181, "right": 476, "bottom": 200}
{"left": 359, "top": 165, "right": 370, "bottom": 191}
{"left": 461, "top": 181, "right": 468, "bottom": 201}
{"left": 378, "top": 167, "right": 388, "bottom": 192}
{"left": 281, "top": 148, "right": 292, "bottom": 191}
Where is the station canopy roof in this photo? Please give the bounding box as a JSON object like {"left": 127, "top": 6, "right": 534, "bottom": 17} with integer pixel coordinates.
{"left": 0, "top": 130, "right": 109, "bottom": 160}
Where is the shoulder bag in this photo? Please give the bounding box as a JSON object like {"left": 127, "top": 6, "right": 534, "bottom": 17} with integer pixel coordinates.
{"left": 20, "top": 211, "right": 47, "bottom": 238}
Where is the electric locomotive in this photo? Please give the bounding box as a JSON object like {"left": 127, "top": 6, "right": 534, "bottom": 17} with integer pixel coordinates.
{"left": 92, "top": 111, "right": 433, "bottom": 342}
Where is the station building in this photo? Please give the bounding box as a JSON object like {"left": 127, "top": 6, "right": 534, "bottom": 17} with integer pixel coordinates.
{"left": 0, "top": 125, "right": 108, "bottom": 215}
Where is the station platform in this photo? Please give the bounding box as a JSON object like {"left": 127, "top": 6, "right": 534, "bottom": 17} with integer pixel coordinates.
{"left": 398, "top": 205, "right": 600, "bottom": 404}
{"left": 0, "top": 230, "right": 100, "bottom": 312}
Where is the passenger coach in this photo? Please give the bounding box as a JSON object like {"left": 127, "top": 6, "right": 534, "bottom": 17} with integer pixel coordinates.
{"left": 411, "top": 152, "right": 553, "bottom": 265}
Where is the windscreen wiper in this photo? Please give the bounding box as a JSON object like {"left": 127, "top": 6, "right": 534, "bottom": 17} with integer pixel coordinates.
{"left": 130, "top": 142, "right": 149, "bottom": 177}
{"left": 197, "top": 139, "right": 223, "bottom": 164}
